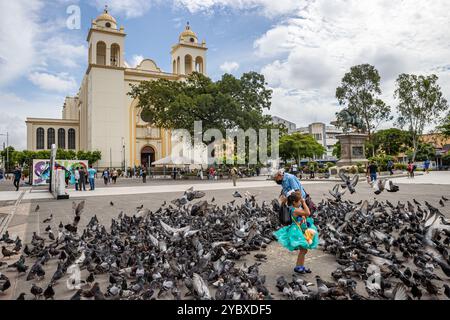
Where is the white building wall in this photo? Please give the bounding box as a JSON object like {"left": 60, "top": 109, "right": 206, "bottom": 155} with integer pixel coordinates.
{"left": 89, "top": 67, "right": 126, "bottom": 169}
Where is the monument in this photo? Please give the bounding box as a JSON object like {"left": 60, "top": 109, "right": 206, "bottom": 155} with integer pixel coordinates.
{"left": 333, "top": 109, "right": 369, "bottom": 168}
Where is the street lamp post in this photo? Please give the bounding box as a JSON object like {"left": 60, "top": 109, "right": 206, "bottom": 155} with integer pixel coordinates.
{"left": 0, "top": 132, "right": 8, "bottom": 172}
{"left": 122, "top": 137, "right": 125, "bottom": 173}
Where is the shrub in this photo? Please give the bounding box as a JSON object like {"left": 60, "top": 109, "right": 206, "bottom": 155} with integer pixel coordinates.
{"left": 394, "top": 163, "right": 407, "bottom": 170}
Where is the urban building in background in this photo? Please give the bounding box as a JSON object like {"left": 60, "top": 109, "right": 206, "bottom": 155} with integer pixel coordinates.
{"left": 296, "top": 122, "right": 342, "bottom": 161}
{"left": 25, "top": 9, "right": 207, "bottom": 169}
{"left": 271, "top": 116, "right": 296, "bottom": 133}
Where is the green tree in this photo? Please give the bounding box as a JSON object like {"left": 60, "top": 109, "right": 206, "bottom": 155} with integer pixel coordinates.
{"left": 128, "top": 71, "right": 274, "bottom": 136}
{"left": 279, "top": 133, "right": 326, "bottom": 165}
{"left": 395, "top": 74, "right": 449, "bottom": 161}
{"left": 371, "top": 128, "right": 412, "bottom": 156}
{"left": 438, "top": 113, "right": 450, "bottom": 137}
{"left": 406, "top": 142, "right": 435, "bottom": 162}
{"left": 332, "top": 141, "right": 341, "bottom": 159}
{"left": 336, "top": 64, "right": 392, "bottom": 155}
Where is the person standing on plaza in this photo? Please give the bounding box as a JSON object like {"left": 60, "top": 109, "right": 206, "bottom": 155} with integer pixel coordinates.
{"left": 273, "top": 169, "right": 307, "bottom": 205}
{"left": 387, "top": 159, "right": 394, "bottom": 175}
{"left": 78, "top": 167, "right": 86, "bottom": 191}
{"left": 74, "top": 167, "right": 80, "bottom": 190}
{"left": 102, "top": 168, "right": 109, "bottom": 185}
{"left": 230, "top": 166, "right": 238, "bottom": 187}
{"left": 88, "top": 165, "right": 96, "bottom": 191}
{"left": 424, "top": 158, "right": 431, "bottom": 174}
{"left": 112, "top": 168, "right": 118, "bottom": 184}
{"left": 366, "top": 161, "right": 378, "bottom": 182}
{"left": 142, "top": 167, "right": 147, "bottom": 183}
{"left": 172, "top": 167, "right": 177, "bottom": 180}
{"left": 13, "top": 166, "right": 22, "bottom": 191}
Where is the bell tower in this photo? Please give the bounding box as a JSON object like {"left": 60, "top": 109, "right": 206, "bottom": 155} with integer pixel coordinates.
{"left": 87, "top": 5, "right": 125, "bottom": 67}
{"left": 171, "top": 22, "right": 207, "bottom": 76}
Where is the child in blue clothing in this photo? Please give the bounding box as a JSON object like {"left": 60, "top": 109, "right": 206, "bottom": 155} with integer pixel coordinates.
{"left": 273, "top": 190, "right": 319, "bottom": 274}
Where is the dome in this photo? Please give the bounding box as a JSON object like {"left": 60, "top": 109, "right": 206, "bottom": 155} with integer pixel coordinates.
{"left": 96, "top": 12, "right": 116, "bottom": 24}
{"left": 95, "top": 5, "right": 117, "bottom": 29}
{"left": 179, "top": 23, "right": 198, "bottom": 43}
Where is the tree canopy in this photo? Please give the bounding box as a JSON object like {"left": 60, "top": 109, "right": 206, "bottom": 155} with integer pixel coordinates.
{"left": 395, "top": 73, "right": 448, "bottom": 161}
{"left": 438, "top": 113, "right": 450, "bottom": 138}
{"left": 279, "top": 132, "right": 326, "bottom": 164}
{"left": 370, "top": 128, "right": 412, "bottom": 156}
{"left": 128, "top": 71, "right": 274, "bottom": 136}
{"left": 336, "top": 64, "right": 392, "bottom": 137}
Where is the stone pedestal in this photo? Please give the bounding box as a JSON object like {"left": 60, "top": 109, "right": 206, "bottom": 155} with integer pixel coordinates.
{"left": 336, "top": 133, "right": 369, "bottom": 167}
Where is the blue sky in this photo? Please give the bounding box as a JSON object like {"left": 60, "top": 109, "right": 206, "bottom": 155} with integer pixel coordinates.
{"left": 1, "top": 0, "right": 450, "bottom": 149}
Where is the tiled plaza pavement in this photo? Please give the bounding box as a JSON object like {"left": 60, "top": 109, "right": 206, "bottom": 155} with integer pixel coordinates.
{"left": 1, "top": 175, "right": 450, "bottom": 300}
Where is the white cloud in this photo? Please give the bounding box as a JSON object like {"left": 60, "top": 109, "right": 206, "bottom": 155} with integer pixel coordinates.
{"left": 219, "top": 61, "right": 239, "bottom": 73}
{"left": 173, "top": 0, "right": 305, "bottom": 18}
{"left": 125, "top": 54, "right": 144, "bottom": 68}
{"left": 93, "top": 0, "right": 154, "bottom": 18}
{"left": 40, "top": 37, "right": 87, "bottom": 69}
{"left": 255, "top": 0, "right": 450, "bottom": 127}
{"left": 0, "top": 1, "right": 86, "bottom": 88}
{"left": 0, "top": 91, "right": 66, "bottom": 150}
{"left": 28, "top": 72, "right": 77, "bottom": 93}
{"left": 0, "top": 1, "right": 41, "bottom": 86}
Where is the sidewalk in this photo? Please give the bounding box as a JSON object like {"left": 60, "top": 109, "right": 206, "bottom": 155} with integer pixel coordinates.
{"left": 392, "top": 171, "right": 450, "bottom": 185}
{"left": 0, "top": 179, "right": 327, "bottom": 202}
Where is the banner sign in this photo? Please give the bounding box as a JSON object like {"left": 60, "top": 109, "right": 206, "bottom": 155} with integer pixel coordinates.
{"left": 32, "top": 159, "right": 88, "bottom": 186}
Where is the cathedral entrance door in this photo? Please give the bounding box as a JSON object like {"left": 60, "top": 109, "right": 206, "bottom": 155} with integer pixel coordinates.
{"left": 141, "top": 146, "right": 155, "bottom": 167}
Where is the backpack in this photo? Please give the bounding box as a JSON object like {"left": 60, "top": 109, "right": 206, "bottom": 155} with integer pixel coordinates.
{"left": 305, "top": 193, "right": 317, "bottom": 215}
{"left": 278, "top": 205, "right": 292, "bottom": 226}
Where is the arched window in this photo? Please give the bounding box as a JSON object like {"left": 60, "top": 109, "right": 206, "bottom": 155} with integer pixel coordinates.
{"left": 36, "top": 127, "right": 44, "bottom": 150}
{"left": 110, "top": 43, "right": 120, "bottom": 66}
{"left": 177, "top": 56, "right": 180, "bottom": 74}
{"left": 173, "top": 60, "right": 176, "bottom": 74}
{"left": 58, "top": 128, "right": 65, "bottom": 149}
{"left": 47, "top": 128, "right": 55, "bottom": 149}
{"left": 195, "top": 56, "right": 204, "bottom": 73}
{"left": 96, "top": 41, "right": 106, "bottom": 65}
{"left": 68, "top": 128, "right": 76, "bottom": 150}
{"left": 184, "top": 55, "right": 193, "bottom": 75}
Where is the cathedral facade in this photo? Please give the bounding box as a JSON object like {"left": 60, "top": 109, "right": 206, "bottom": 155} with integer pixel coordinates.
{"left": 26, "top": 8, "right": 207, "bottom": 169}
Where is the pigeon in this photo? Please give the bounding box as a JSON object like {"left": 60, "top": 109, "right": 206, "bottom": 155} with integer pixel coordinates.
{"left": 136, "top": 204, "right": 143, "bottom": 210}
{"left": 385, "top": 180, "right": 399, "bottom": 193}
{"left": 16, "top": 293, "right": 26, "bottom": 300}
{"left": 0, "top": 274, "right": 11, "bottom": 293}
{"left": 2, "top": 246, "right": 18, "bottom": 259}
{"left": 110, "top": 201, "right": 114, "bottom": 206}
{"left": 338, "top": 171, "right": 359, "bottom": 194}
{"left": 43, "top": 283, "right": 55, "bottom": 300}
{"left": 42, "top": 214, "right": 53, "bottom": 223}
{"left": 35, "top": 205, "right": 40, "bottom": 212}
{"left": 329, "top": 184, "right": 346, "bottom": 200}
{"left": 31, "top": 284, "right": 43, "bottom": 299}
{"left": 439, "top": 199, "right": 445, "bottom": 207}
{"left": 232, "top": 191, "right": 242, "bottom": 198}
{"left": 444, "top": 284, "right": 450, "bottom": 299}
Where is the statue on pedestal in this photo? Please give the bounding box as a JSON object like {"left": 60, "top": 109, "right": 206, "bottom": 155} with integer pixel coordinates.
{"left": 332, "top": 109, "right": 369, "bottom": 168}
{"left": 335, "top": 109, "right": 366, "bottom": 133}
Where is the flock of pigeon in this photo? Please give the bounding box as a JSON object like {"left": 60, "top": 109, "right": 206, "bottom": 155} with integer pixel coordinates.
{"left": 1, "top": 175, "right": 450, "bottom": 300}
{"left": 0, "top": 188, "right": 279, "bottom": 300}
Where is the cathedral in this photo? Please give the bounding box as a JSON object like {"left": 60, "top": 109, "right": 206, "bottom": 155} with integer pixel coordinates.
{"left": 26, "top": 7, "right": 207, "bottom": 169}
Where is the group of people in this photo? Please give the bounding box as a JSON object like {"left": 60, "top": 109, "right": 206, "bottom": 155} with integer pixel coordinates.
{"left": 69, "top": 165, "right": 97, "bottom": 191}
{"left": 100, "top": 168, "right": 120, "bottom": 185}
